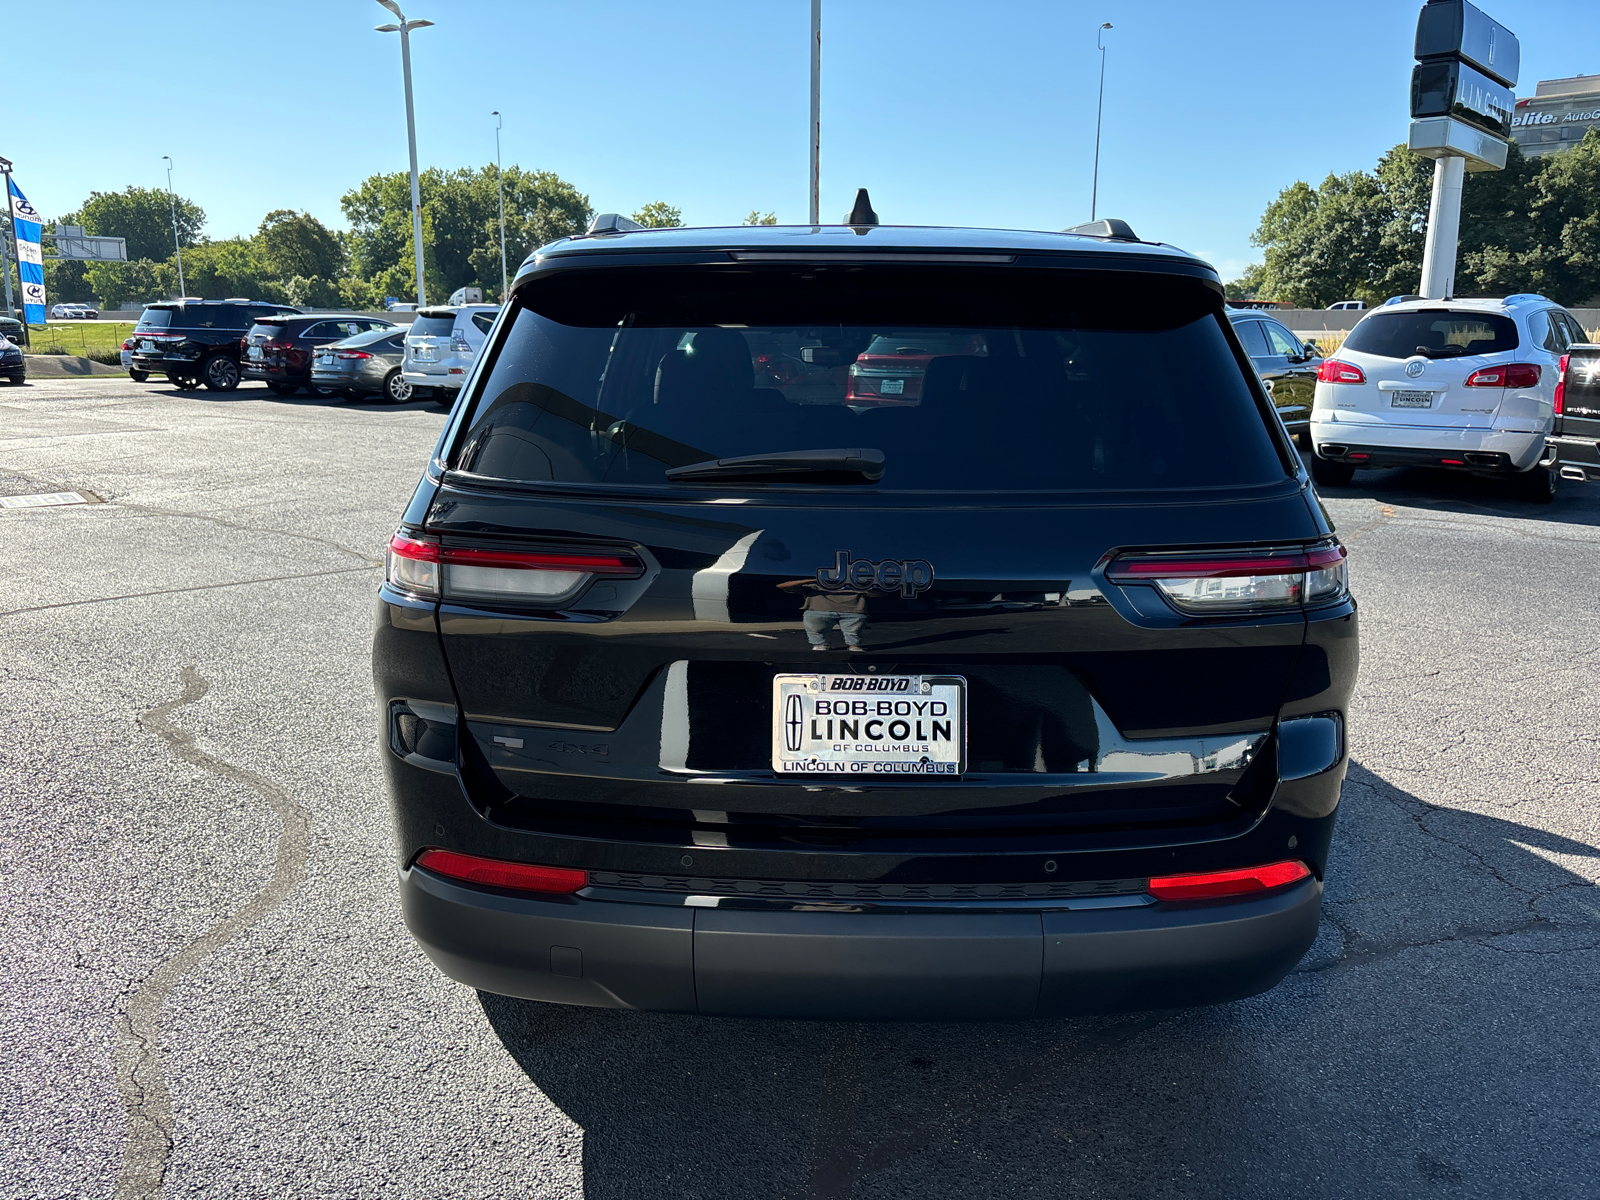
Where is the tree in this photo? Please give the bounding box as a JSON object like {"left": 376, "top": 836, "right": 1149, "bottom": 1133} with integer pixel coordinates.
{"left": 61, "top": 186, "right": 204, "bottom": 263}
{"left": 743, "top": 210, "right": 778, "bottom": 226}
{"left": 342, "top": 164, "right": 591, "bottom": 302}
{"left": 256, "top": 210, "right": 344, "bottom": 281}
{"left": 632, "top": 202, "right": 682, "bottom": 228}
{"left": 84, "top": 258, "right": 177, "bottom": 309}
{"left": 176, "top": 238, "right": 282, "bottom": 302}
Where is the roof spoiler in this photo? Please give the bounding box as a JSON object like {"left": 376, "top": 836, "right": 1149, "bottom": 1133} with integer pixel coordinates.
{"left": 1062, "top": 218, "right": 1140, "bottom": 242}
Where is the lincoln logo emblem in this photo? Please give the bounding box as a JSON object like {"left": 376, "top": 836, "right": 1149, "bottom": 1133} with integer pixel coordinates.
{"left": 784, "top": 693, "right": 804, "bottom": 752}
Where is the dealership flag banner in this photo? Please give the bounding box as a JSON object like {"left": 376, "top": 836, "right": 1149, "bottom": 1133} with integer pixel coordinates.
{"left": 8, "top": 178, "right": 45, "bottom": 323}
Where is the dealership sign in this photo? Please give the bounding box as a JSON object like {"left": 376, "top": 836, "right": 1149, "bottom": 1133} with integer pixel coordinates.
{"left": 7, "top": 178, "right": 45, "bottom": 324}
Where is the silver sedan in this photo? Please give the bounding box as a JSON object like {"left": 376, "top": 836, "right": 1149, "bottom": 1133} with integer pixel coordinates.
{"left": 307, "top": 326, "right": 412, "bottom": 402}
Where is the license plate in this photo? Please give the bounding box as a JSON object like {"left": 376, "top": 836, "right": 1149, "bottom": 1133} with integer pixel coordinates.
{"left": 140, "top": 340, "right": 155, "bottom": 352}
{"left": 317, "top": 354, "right": 333, "bottom": 366}
{"left": 1389, "top": 389, "right": 1436, "bottom": 408}
{"left": 880, "top": 378, "right": 905, "bottom": 395}
{"left": 248, "top": 346, "right": 262, "bottom": 359}
{"left": 413, "top": 347, "right": 436, "bottom": 362}
{"left": 772, "top": 673, "right": 966, "bottom": 776}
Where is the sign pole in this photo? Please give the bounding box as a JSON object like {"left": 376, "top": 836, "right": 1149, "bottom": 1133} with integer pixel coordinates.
{"left": 809, "top": 0, "right": 820, "bottom": 225}
{"left": 1419, "top": 154, "right": 1465, "bottom": 299}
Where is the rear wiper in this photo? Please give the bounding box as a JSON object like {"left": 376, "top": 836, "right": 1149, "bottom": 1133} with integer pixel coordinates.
{"left": 664, "top": 448, "right": 885, "bottom": 484}
{"left": 1417, "top": 345, "right": 1467, "bottom": 358}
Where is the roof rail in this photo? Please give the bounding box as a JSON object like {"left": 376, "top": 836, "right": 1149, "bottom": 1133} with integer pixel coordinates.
{"left": 1062, "top": 218, "right": 1140, "bottom": 242}
{"left": 587, "top": 213, "right": 644, "bottom": 235}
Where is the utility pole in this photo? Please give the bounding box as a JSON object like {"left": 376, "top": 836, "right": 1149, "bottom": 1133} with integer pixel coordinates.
{"left": 1091, "top": 23, "right": 1112, "bottom": 222}
{"left": 493, "top": 110, "right": 507, "bottom": 299}
{"left": 162, "top": 156, "right": 186, "bottom": 297}
{"left": 809, "top": 0, "right": 821, "bottom": 225}
{"left": 376, "top": 0, "right": 434, "bottom": 307}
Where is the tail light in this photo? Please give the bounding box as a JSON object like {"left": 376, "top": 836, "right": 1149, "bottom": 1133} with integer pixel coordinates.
{"left": 264, "top": 339, "right": 293, "bottom": 352}
{"left": 450, "top": 332, "right": 473, "bottom": 353}
{"left": 1555, "top": 353, "right": 1569, "bottom": 414}
{"left": 1106, "top": 541, "right": 1349, "bottom": 615}
{"left": 1316, "top": 360, "right": 1366, "bottom": 384}
{"left": 1464, "top": 363, "right": 1541, "bottom": 388}
{"left": 336, "top": 350, "right": 373, "bottom": 360}
{"left": 121, "top": 339, "right": 133, "bottom": 351}
{"left": 386, "top": 532, "right": 644, "bottom": 603}
{"left": 1147, "top": 860, "right": 1310, "bottom": 902}
{"left": 414, "top": 849, "right": 587, "bottom": 894}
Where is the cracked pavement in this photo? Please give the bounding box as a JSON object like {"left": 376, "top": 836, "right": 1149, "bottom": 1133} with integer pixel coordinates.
{"left": 2, "top": 378, "right": 1598, "bottom": 1199}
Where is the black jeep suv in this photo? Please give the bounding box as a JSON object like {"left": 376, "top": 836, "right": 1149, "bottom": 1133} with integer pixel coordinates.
{"left": 130, "top": 299, "right": 298, "bottom": 391}
{"left": 374, "top": 219, "right": 1358, "bottom": 1020}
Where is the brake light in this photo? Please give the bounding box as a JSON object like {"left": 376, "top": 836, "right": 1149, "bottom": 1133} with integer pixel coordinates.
{"left": 1555, "top": 353, "right": 1569, "bottom": 414}
{"left": 336, "top": 350, "right": 373, "bottom": 360}
{"left": 1106, "top": 542, "right": 1349, "bottom": 614}
{"left": 450, "top": 332, "right": 473, "bottom": 353}
{"left": 121, "top": 339, "right": 133, "bottom": 351}
{"left": 1147, "top": 860, "right": 1310, "bottom": 902}
{"left": 385, "top": 532, "right": 643, "bottom": 602}
{"left": 415, "top": 849, "right": 587, "bottom": 894}
{"left": 1464, "top": 363, "right": 1541, "bottom": 388}
{"left": 264, "top": 339, "right": 294, "bottom": 351}
{"left": 1316, "top": 360, "right": 1365, "bottom": 384}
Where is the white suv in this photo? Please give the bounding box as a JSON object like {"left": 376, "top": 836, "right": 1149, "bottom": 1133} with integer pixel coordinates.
{"left": 1309, "top": 295, "right": 1584, "bottom": 502}
{"left": 402, "top": 304, "right": 500, "bottom": 404}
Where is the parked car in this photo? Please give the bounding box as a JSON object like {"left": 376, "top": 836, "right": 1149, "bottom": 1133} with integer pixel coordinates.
{"left": 376, "top": 217, "right": 1356, "bottom": 1021}
{"left": 1542, "top": 341, "right": 1600, "bottom": 483}
{"left": 1309, "top": 294, "right": 1576, "bottom": 501}
{"left": 50, "top": 302, "right": 99, "bottom": 319}
{"left": 1325, "top": 300, "right": 1365, "bottom": 311}
{"left": 242, "top": 313, "right": 396, "bottom": 396}
{"left": 402, "top": 304, "right": 499, "bottom": 404}
{"left": 844, "top": 331, "right": 987, "bottom": 407}
{"left": 1228, "top": 310, "right": 1323, "bottom": 442}
{"left": 130, "top": 299, "right": 299, "bottom": 391}
{"left": 308, "top": 325, "right": 411, "bottom": 402}
{"left": 1, "top": 335, "right": 24, "bottom": 384}
{"left": 0, "top": 315, "right": 23, "bottom": 344}
{"left": 119, "top": 337, "right": 150, "bottom": 382}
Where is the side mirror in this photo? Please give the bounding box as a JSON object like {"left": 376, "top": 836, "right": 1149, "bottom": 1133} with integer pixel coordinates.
{"left": 1303, "top": 342, "right": 1320, "bottom": 358}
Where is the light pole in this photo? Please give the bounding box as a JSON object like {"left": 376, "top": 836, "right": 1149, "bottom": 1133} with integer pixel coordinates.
{"left": 492, "top": 110, "right": 507, "bottom": 299}
{"left": 162, "top": 156, "right": 186, "bottom": 297}
{"left": 1091, "top": 22, "right": 1112, "bottom": 222}
{"left": 375, "top": 0, "right": 433, "bottom": 307}
{"left": 809, "top": 0, "right": 821, "bottom": 225}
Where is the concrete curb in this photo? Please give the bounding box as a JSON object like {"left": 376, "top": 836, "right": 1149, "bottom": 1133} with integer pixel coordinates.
{"left": 22, "top": 355, "right": 127, "bottom": 377}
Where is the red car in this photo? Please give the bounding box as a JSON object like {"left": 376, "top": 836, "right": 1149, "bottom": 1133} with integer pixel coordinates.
{"left": 845, "top": 331, "right": 987, "bottom": 407}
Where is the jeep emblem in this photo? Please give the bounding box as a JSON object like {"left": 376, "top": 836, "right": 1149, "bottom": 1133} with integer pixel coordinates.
{"left": 815, "top": 550, "right": 934, "bottom": 598}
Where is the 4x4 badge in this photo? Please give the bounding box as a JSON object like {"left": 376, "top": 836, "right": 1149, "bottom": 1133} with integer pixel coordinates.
{"left": 815, "top": 550, "right": 934, "bottom": 598}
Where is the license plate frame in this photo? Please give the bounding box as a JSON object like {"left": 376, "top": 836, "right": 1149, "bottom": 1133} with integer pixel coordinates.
{"left": 880, "top": 378, "right": 905, "bottom": 395}
{"left": 1389, "top": 389, "right": 1436, "bottom": 408}
{"left": 772, "top": 673, "right": 966, "bottom": 777}
{"left": 248, "top": 345, "right": 262, "bottom": 360}
{"left": 412, "top": 346, "right": 436, "bottom": 362}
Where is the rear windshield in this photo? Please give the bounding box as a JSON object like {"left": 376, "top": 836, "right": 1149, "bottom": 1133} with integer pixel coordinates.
{"left": 248, "top": 321, "right": 289, "bottom": 339}
{"left": 452, "top": 267, "right": 1284, "bottom": 494}
{"left": 137, "top": 308, "right": 174, "bottom": 330}
{"left": 1344, "top": 310, "right": 1519, "bottom": 359}
{"left": 410, "top": 315, "right": 456, "bottom": 337}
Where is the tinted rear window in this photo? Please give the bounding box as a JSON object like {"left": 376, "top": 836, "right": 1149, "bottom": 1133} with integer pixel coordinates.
{"left": 410, "top": 315, "right": 455, "bottom": 337}
{"left": 1344, "top": 310, "right": 1518, "bottom": 359}
{"left": 137, "top": 308, "right": 175, "bottom": 330}
{"left": 248, "top": 321, "right": 289, "bottom": 339}
{"left": 452, "top": 267, "right": 1284, "bottom": 494}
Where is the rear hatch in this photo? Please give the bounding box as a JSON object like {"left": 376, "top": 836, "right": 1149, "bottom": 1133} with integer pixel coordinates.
{"left": 406, "top": 311, "right": 457, "bottom": 376}
{"left": 243, "top": 319, "right": 294, "bottom": 376}
{"left": 1328, "top": 307, "right": 1522, "bottom": 429}
{"left": 419, "top": 261, "right": 1324, "bottom": 851}
{"left": 1552, "top": 343, "right": 1600, "bottom": 473}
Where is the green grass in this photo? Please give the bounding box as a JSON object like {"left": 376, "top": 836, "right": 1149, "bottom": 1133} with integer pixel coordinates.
{"left": 22, "top": 322, "right": 138, "bottom": 358}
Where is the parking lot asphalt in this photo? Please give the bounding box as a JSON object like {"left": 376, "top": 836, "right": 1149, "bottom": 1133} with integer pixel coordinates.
{"left": 3, "top": 377, "right": 1598, "bottom": 1200}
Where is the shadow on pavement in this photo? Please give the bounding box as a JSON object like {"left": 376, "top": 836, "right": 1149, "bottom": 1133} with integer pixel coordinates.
{"left": 480, "top": 761, "right": 1600, "bottom": 1200}
{"left": 1317, "top": 463, "right": 1600, "bottom": 526}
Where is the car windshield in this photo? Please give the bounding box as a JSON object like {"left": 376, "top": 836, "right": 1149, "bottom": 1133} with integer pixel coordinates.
{"left": 1344, "top": 310, "right": 1519, "bottom": 359}
{"left": 450, "top": 266, "right": 1286, "bottom": 494}
{"left": 410, "top": 315, "right": 455, "bottom": 337}
{"left": 136, "top": 308, "right": 175, "bottom": 330}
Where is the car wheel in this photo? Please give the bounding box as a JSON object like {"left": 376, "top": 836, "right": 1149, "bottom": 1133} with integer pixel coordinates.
{"left": 202, "top": 355, "right": 241, "bottom": 392}
{"left": 267, "top": 382, "right": 299, "bottom": 397}
{"left": 307, "top": 384, "right": 338, "bottom": 400}
{"left": 168, "top": 373, "right": 193, "bottom": 390}
{"left": 384, "top": 369, "right": 413, "bottom": 404}
{"left": 129, "top": 370, "right": 149, "bottom": 383}
{"left": 1512, "top": 465, "right": 1558, "bottom": 504}
{"left": 1310, "top": 455, "right": 1354, "bottom": 487}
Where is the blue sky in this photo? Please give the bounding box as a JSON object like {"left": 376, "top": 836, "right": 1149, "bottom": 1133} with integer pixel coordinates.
{"left": 11, "top": 0, "right": 1596, "bottom": 281}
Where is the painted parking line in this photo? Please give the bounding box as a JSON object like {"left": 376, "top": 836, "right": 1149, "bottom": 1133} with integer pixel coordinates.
{"left": 0, "top": 491, "right": 96, "bottom": 508}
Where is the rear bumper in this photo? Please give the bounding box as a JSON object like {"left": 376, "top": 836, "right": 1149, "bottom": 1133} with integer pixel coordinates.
{"left": 1311, "top": 426, "right": 1545, "bottom": 472}
{"left": 1544, "top": 434, "right": 1600, "bottom": 480}
{"left": 400, "top": 866, "right": 1322, "bottom": 1019}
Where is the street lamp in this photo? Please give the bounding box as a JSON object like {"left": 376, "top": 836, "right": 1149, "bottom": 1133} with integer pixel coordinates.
{"left": 374, "top": 0, "right": 434, "bottom": 307}
{"left": 492, "top": 110, "right": 507, "bottom": 299}
{"left": 1091, "top": 22, "right": 1113, "bottom": 222}
{"left": 162, "top": 155, "right": 186, "bottom": 297}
